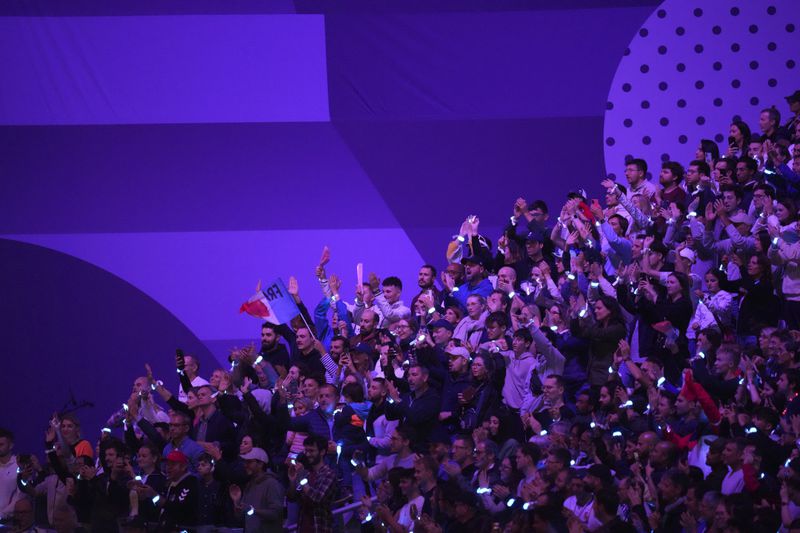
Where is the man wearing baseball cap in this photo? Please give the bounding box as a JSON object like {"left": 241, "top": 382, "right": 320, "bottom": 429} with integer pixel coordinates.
{"left": 442, "top": 255, "right": 493, "bottom": 311}
{"left": 159, "top": 450, "right": 198, "bottom": 531}
{"left": 440, "top": 346, "right": 472, "bottom": 433}
{"left": 229, "top": 447, "right": 285, "bottom": 533}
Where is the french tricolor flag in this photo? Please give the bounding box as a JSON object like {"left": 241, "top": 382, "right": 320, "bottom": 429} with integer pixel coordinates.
{"left": 239, "top": 291, "right": 274, "bottom": 322}
{"left": 239, "top": 278, "right": 299, "bottom": 325}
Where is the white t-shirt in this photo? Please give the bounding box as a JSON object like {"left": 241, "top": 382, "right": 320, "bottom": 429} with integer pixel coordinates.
{"left": 721, "top": 467, "right": 744, "bottom": 495}
{"left": 177, "top": 375, "right": 209, "bottom": 403}
{"left": 564, "top": 494, "right": 595, "bottom": 527}
{"left": 397, "top": 495, "right": 425, "bottom": 528}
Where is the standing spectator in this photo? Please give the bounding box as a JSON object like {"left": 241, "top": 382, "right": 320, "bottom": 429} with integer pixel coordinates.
{"left": 129, "top": 442, "right": 165, "bottom": 525}
{"left": 259, "top": 322, "right": 291, "bottom": 378}
{"left": 624, "top": 158, "right": 658, "bottom": 200}
{"left": 229, "top": 447, "right": 284, "bottom": 532}
{"left": 0, "top": 428, "right": 19, "bottom": 522}
{"left": 768, "top": 223, "right": 800, "bottom": 329}
{"left": 453, "top": 294, "right": 489, "bottom": 350}
{"left": 357, "top": 427, "right": 417, "bottom": 484}
{"left": 70, "top": 440, "right": 130, "bottom": 531}
{"left": 162, "top": 412, "right": 205, "bottom": 471}
{"left": 411, "top": 264, "right": 443, "bottom": 313}
{"left": 385, "top": 365, "right": 443, "bottom": 448}
{"left": 737, "top": 254, "right": 780, "bottom": 341}
{"left": 193, "top": 385, "right": 237, "bottom": 461}
{"left": 570, "top": 295, "right": 627, "bottom": 386}
{"left": 502, "top": 329, "right": 537, "bottom": 411}
{"left": 720, "top": 439, "right": 746, "bottom": 495}
{"left": 373, "top": 276, "right": 412, "bottom": 325}
{"left": 364, "top": 378, "right": 398, "bottom": 456}
{"left": 177, "top": 353, "right": 209, "bottom": 404}
{"left": 445, "top": 256, "right": 494, "bottom": 311}
{"left": 287, "top": 435, "right": 337, "bottom": 533}
{"left": 290, "top": 327, "right": 326, "bottom": 379}
{"left": 195, "top": 453, "right": 223, "bottom": 528}
{"left": 159, "top": 450, "right": 198, "bottom": 531}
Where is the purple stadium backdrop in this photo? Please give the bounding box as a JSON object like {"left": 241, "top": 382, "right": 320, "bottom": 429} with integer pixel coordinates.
{"left": 2, "top": 0, "right": 795, "bottom": 453}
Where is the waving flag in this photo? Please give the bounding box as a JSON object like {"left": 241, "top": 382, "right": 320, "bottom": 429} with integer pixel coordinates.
{"left": 239, "top": 278, "right": 300, "bottom": 325}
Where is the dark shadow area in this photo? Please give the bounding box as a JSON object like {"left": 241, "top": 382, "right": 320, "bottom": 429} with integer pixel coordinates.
{"left": 0, "top": 239, "right": 214, "bottom": 454}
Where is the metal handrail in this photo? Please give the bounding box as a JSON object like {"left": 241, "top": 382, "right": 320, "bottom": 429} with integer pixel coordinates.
{"left": 284, "top": 495, "right": 377, "bottom": 532}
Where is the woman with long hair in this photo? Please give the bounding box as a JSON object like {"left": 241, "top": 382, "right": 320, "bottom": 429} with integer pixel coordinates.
{"left": 569, "top": 295, "right": 627, "bottom": 387}
{"left": 767, "top": 201, "right": 800, "bottom": 328}
{"left": 754, "top": 195, "right": 798, "bottom": 238}
{"left": 480, "top": 410, "right": 521, "bottom": 460}
{"left": 690, "top": 268, "right": 736, "bottom": 333}
{"left": 476, "top": 453, "right": 523, "bottom": 518}
{"left": 726, "top": 121, "right": 752, "bottom": 158}
{"left": 637, "top": 271, "right": 694, "bottom": 382}
{"left": 737, "top": 253, "right": 780, "bottom": 341}
{"left": 458, "top": 353, "right": 500, "bottom": 432}
{"left": 696, "top": 139, "right": 720, "bottom": 164}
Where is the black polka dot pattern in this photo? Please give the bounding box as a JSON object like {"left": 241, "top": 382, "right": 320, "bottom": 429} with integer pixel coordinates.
{"left": 603, "top": 0, "right": 800, "bottom": 176}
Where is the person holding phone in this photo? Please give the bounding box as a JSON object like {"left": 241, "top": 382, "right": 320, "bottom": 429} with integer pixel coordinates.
{"left": 726, "top": 121, "right": 751, "bottom": 158}
{"left": 175, "top": 350, "right": 209, "bottom": 405}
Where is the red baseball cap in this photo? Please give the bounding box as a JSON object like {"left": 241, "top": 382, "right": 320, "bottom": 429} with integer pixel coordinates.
{"left": 165, "top": 450, "right": 188, "bottom": 464}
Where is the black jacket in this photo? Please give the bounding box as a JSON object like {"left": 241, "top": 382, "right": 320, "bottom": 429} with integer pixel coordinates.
{"left": 160, "top": 474, "right": 199, "bottom": 531}
{"left": 385, "top": 387, "right": 443, "bottom": 447}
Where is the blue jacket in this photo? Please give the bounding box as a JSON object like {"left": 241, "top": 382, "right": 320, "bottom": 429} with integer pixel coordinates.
{"left": 284, "top": 407, "right": 333, "bottom": 440}
{"left": 447, "top": 278, "right": 494, "bottom": 311}
{"left": 313, "top": 296, "right": 353, "bottom": 350}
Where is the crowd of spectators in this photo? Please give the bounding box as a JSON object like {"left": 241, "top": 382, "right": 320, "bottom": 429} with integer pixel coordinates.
{"left": 1, "top": 93, "right": 800, "bottom": 533}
